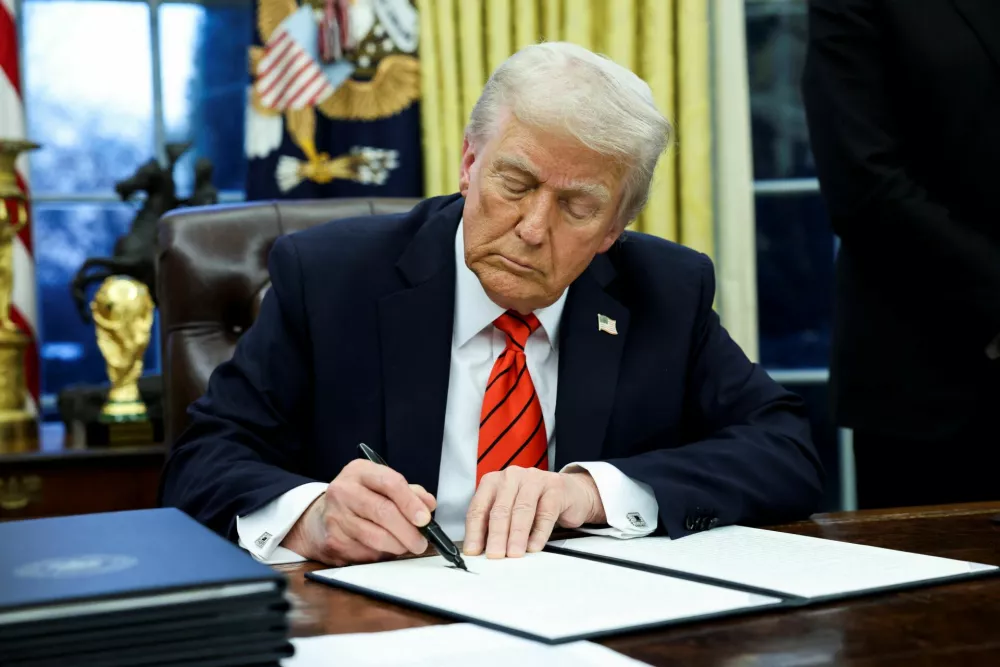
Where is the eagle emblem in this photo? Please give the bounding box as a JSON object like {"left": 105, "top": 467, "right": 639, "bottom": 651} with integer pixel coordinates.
{"left": 246, "top": 0, "right": 420, "bottom": 191}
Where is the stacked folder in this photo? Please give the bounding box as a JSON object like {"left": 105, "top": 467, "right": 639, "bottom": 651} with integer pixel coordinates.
{"left": 0, "top": 508, "right": 293, "bottom": 666}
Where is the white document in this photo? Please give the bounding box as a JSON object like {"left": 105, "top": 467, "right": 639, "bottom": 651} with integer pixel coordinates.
{"left": 308, "top": 551, "right": 780, "bottom": 643}
{"left": 282, "top": 624, "right": 651, "bottom": 667}
{"left": 550, "top": 527, "right": 998, "bottom": 599}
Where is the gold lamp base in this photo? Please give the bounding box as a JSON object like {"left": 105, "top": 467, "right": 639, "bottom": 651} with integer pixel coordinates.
{"left": 0, "top": 328, "right": 38, "bottom": 454}
{"left": 0, "top": 409, "right": 38, "bottom": 454}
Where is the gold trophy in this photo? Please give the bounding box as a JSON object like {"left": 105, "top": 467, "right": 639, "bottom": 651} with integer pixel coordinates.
{"left": 91, "top": 276, "right": 154, "bottom": 424}
{"left": 0, "top": 139, "right": 40, "bottom": 454}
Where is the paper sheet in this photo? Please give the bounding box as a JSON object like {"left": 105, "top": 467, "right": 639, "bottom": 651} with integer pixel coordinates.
{"left": 550, "top": 527, "right": 998, "bottom": 599}
{"left": 282, "top": 624, "right": 651, "bottom": 667}
{"left": 308, "top": 551, "right": 780, "bottom": 643}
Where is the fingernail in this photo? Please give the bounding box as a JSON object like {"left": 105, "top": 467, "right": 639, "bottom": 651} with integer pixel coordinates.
{"left": 463, "top": 542, "right": 479, "bottom": 555}
{"left": 417, "top": 539, "right": 429, "bottom": 553}
{"left": 415, "top": 510, "right": 431, "bottom": 526}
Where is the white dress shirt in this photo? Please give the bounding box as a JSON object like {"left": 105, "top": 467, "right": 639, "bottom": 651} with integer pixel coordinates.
{"left": 237, "top": 221, "right": 658, "bottom": 564}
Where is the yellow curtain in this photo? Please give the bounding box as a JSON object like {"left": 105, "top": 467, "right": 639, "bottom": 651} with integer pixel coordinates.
{"left": 417, "top": 0, "right": 714, "bottom": 257}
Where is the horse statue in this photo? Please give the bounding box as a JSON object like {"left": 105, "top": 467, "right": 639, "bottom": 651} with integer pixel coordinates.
{"left": 70, "top": 143, "right": 218, "bottom": 323}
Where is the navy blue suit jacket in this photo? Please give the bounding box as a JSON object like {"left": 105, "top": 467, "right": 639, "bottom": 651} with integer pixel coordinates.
{"left": 160, "top": 194, "right": 823, "bottom": 540}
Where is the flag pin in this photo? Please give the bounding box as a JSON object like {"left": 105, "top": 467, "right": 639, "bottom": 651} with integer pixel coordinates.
{"left": 597, "top": 314, "right": 618, "bottom": 335}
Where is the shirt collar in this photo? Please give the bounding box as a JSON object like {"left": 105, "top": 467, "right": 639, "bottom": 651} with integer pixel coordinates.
{"left": 453, "top": 219, "right": 567, "bottom": 349}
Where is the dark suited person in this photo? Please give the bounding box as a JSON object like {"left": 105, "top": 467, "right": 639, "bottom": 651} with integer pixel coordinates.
{"left": 802, "top": 0, "right": 1000, "bottom": 508}
{"left": 161, "top": 42, "right": 822, "bottom": 566}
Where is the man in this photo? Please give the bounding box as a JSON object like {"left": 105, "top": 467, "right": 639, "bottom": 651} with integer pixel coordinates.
{"left": 161, "top": 42, "right": 822, "bottom": 566}
{"left": 802, "top": 0, "right": 1000, "bottom": 508}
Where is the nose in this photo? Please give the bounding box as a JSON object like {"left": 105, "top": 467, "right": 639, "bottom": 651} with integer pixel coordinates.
{"left": 515, "top": 192, "right": 555, "bottom": 246}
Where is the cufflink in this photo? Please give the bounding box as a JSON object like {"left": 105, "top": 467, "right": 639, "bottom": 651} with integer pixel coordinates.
{"left": 254, "top": 532, "right": 273, "bottom": 549}
{"left": 626, "top": 512, "right": 647, "bottom": 529}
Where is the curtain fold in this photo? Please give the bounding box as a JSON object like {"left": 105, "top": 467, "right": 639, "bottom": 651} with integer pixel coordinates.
{"left": 711, "top": 0, "right": 759, "bottom": 359}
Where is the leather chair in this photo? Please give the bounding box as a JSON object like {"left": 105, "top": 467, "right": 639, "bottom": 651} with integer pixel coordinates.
{"left": 156, "top": 198, "right": 420, "bottom": 447}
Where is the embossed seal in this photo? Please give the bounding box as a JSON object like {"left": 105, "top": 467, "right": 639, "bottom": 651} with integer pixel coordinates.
{"left": 14, "top": 554, "right": 138, "bottom": 579}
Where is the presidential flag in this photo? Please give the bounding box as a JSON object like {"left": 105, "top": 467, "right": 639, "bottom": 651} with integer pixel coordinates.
{"left": 245, "top": 0, "right": 422, "bottom": 200}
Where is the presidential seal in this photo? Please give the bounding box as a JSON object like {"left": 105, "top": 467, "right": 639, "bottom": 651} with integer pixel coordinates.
{"left": 14, "top": 554, "right": 139, "bottom": 579}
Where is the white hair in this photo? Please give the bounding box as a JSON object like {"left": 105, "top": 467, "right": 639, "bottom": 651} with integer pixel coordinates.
{"left": 466, "top": 42, "right": 672, "bottom": 225}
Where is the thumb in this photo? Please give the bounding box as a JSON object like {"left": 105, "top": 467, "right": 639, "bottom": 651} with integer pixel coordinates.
{"left": 409, "top": 484, "right": 438, "bottom": 513}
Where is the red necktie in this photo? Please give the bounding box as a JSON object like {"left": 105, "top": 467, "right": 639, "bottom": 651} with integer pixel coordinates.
{"left": 477, "top": 311, "right": 548, "bottom": 486}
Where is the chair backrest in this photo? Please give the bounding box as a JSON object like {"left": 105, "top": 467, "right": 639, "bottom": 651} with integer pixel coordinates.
{"left": 156, "top": 198, "right": 420, "bottom": 447}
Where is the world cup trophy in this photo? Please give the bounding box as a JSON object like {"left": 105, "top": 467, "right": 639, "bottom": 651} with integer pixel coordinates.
{"left": 0, "top": 139, "right": 39, "bottom": 454}
{"left": 90, "top": 276, "right": 154, "bottom": 423}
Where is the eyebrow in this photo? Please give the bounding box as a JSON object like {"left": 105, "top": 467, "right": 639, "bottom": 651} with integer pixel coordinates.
{"left": 491, "top": 155, "right": 611, "bottom": 203}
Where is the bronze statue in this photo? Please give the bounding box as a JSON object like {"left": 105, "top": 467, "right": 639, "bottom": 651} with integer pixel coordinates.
{"left": 70, "top": 143, "right": 219, "bottom": 322}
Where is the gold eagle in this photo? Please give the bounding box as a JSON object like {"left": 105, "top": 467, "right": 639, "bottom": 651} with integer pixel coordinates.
{"left": 249, "top": 0, "right": 420, "bottom": 179}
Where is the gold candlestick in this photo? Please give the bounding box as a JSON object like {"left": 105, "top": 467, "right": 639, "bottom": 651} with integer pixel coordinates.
{"left": 0, "top": 139, "right": 40, "bottom": 454}
{"left": 91, "top": 276, "right": 154, "bottom": 422}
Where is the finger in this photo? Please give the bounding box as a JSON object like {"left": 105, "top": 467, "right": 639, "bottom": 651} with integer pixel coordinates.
{"left": 464, "top": 476, "right": 497, "bottom": 556}
{"left": 527, "top": 487, "right": 562, "bottom": 553}
{"left": 506, "top": 476, "right": 544, "bottom": 558}
{"left": 409, "top": 484, "right": 437, "bottom": 513}
{"left": 341, "top": 510, "right": 412, "bottom": 556}
{"left": 346, "top": 485, "right": 428, "bottom": 554}
{"left": 357, "top": 463, "right": 432, "bottom": 527}
{"left": 319, "top": 520, "right": 386, "bottom": 566}
{"left": 486, "top": 473, "right": 522, "bottom": 559}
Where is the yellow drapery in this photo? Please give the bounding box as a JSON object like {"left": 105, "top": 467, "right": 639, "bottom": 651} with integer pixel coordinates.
{"left": 417, "top": 0, "right": 714, "bottom": 257}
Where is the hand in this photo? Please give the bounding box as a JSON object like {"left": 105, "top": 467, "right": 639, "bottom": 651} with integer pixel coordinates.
{"left": 463, "top": 467, "right": 606, "bottom": 559}
{"left": 281, "top": 460, "right": 437, "bottom": 566}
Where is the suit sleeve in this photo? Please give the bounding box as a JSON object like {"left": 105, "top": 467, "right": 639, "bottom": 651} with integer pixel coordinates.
{"left": 802, "top": 0, "right": 1000, "bottom": 345}
{"left": 606, "top": 256, "right": 824, "bottom": 538}
{"left": 158, "top": 235, "right": 320, "bottom": 539}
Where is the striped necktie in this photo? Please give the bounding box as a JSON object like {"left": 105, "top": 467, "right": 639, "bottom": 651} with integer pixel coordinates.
{"left": 477, "top": 311, "right": 548, "bottom": 486}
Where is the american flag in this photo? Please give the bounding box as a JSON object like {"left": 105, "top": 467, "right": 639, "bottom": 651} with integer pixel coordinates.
{"left": 255, "top": 28, "right": 336, "bottom": 111}
{"left": 0, "top": 0, "right": 39, "bottom": 414}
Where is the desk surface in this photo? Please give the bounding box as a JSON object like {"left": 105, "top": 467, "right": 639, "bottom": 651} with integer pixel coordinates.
{"left": 279, "top": 501, "right": 1000, "bottom": 666}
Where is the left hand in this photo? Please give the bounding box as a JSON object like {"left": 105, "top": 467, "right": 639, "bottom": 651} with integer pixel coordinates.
{"left": 463, "top": 467, "right": 607, "bottom": 558}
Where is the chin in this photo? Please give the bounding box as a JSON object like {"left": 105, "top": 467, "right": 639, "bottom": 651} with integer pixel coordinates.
{"left": 477, "top": 268, "right": 543, "bottom": 311}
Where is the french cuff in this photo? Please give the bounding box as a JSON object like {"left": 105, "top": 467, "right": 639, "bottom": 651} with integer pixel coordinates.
{"left": 987, "top": 333, "right": 1000, "bottom": 360}
{"left": 561, "top": 461, "right": 658, "bottom": 539}
{"left": 236, "top": 482, "right": 328, "bottom": 564}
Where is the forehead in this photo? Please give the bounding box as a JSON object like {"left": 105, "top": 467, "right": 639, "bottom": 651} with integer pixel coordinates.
{"left": 485, "top": 118, "right": 626, "bottom": 195}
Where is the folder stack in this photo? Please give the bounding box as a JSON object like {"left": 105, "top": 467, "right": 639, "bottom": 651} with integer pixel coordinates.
{"left": 0, "top": 509, "right": 293, "bottom": 666}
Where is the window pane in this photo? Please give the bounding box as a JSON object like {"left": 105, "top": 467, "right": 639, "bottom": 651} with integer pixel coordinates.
{"left": 22, "top": 1, "right": 155, "bottom": 193}
{"left": 160, "top": 2, "right": 254, "bottom": 195}
{"left": 756, "top": 193, "right": 834, "bottom": 369}
{"left": 35, "top": 204, "right": 160, "bottom": 406}
{"left": 746, "top": 0, "right": 814, "bottom": 180}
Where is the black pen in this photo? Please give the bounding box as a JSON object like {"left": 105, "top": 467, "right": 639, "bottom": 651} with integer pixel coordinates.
{"left": 357, "top": 443, "right": 468, "bottom": 572}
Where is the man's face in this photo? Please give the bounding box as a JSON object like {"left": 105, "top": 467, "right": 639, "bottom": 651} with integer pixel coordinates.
{"left": 459, "top": 116, "right": 626, "bottom": 314}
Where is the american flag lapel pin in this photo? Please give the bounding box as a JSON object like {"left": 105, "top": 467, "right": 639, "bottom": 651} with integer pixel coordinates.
{"left": 597, "top": 314, "right": 618, "bottom": 335}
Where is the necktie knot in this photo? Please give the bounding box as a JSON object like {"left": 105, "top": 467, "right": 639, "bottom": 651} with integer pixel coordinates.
{"left": 493, "top": 310, "right": 540, "bottom": 351}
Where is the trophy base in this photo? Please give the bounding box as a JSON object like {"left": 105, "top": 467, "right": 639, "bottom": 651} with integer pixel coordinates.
{"left": 100, "top": 399, "right": 148, "bottom": 423}
{"left": 84, "top": 418, "right": 161, "bottom": 448}
{"left": 0, "top": 409, "right": 39, "bottom": 454}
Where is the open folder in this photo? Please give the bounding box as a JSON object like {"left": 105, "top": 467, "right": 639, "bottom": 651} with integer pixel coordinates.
{"left": 306, "top": 527, "right": 998, "bottom": 644}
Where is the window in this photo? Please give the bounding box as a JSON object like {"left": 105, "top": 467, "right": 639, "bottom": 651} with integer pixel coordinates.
{"left": 20, "top": 0, "right": 252, "bottom": 416}
{"left": 746, "top": 0, "right": 841, "bottom": 510}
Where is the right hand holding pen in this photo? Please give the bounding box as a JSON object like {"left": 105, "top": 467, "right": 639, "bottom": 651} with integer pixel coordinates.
{"left": 281, "top": 460, "right": 436, "bottom": 566}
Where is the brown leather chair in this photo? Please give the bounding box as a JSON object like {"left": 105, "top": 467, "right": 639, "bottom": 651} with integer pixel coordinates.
{"left": 156, "top": 198, "right": 420, "bottom": 448}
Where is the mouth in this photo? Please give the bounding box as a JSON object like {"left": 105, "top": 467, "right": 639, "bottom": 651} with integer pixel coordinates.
{"left": 495, "top": 254, "right": 536, "bottom": 274}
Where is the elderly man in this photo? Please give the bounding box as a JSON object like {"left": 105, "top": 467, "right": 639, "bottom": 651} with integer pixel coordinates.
{"left": 161, "top": 43, "right": 822, "bottom": 566}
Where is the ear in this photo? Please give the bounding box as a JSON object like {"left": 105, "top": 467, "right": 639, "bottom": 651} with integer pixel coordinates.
{"left": 597, "top": 221, "right": 624, "bottom": 254}
{"left": 459, "top": 136, "right": 476, "bottom": 197}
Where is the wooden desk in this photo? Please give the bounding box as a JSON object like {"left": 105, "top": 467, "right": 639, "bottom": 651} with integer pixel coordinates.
{"left": 0, "top": 423, "right": 165, "bottom": 520}
{"left": 280, "top": 502, "right": 1000, "bottom": 666}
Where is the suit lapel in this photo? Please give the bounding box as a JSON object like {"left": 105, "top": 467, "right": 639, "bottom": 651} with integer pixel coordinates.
{"left": 378, "top": 197, "right": 463, "bottom": 495}
{"left": 554, "top": 253, "right": 630, "bottom": 469}
{"left": 953, "top": 0, "right": 1000, "bottom": 75}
